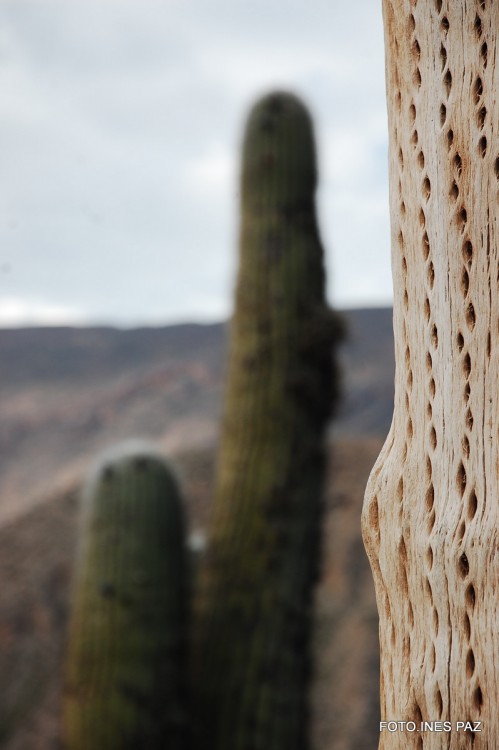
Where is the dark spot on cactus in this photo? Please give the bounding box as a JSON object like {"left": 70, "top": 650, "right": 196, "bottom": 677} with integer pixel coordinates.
{"left": 262, "top": 152, "right": 275, "bottom": 169}
{"left": 118, "top": 681, "right": 150, "bottom": 709}
{"left": 268, "top": 94, "right": 285, "bottom": 114}
{"left": 134, "top": 457, "right": 149, "bottom": 471}
{"left": 103, "top": 466, "right": 114, "bottom": 481}
{"left": 99, "top": 581, "right": 116, "bottom": 599}
{"left": 260, "top": 114, "right": 275, "bottom": 133}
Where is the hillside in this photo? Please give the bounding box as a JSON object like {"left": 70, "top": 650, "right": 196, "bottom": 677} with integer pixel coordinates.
{"left": 0, "top": 308, "right": 394, "bottom": 526}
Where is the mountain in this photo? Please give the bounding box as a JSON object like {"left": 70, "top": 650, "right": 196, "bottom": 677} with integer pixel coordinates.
{"left": 0, "top": 307, "right": 394, "bottom": 526}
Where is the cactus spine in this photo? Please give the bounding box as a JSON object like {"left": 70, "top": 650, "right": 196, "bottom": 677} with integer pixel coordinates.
{"left": 64, "top": 443, "right": 188, "bottom": 750}
{"left": 192, "top": 91, "right": 337, "bottom": 750}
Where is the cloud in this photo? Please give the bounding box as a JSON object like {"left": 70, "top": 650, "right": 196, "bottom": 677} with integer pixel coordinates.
{"left": 0, "top": 0, "right": 392, "bottom": 326}
{"left": 0, "top": 297, "right": 87, "bottom": 326}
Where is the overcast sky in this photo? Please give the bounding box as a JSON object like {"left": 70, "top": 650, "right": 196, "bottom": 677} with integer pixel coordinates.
{"left": 0, "top": 1, "right": 392, "bottom": 327}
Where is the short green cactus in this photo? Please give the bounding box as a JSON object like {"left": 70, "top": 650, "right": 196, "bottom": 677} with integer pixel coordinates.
{"left": 64, "top": 443, "right": 188, "bottom": 750}
{"left": 192, "top": 91, "right": 338, "bottom": 750}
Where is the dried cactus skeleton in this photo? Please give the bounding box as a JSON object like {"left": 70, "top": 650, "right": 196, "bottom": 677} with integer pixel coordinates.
{"left": 362, "top": 2, "right": 499, "bottom": 748}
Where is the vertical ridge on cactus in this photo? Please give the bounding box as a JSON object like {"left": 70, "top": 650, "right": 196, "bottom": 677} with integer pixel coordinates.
{"left": 192, "top": 91, "right": 339, "bottom": 750}
{"left": 64, "top": 443, "right": 188, "bottom": 750}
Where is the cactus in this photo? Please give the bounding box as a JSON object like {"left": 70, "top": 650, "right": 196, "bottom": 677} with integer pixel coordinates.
{"left": 192, "top": 91, "right": 338, "bottom": 750}
{"left": 63, "top": 442, "right": 189, "bottom": 750}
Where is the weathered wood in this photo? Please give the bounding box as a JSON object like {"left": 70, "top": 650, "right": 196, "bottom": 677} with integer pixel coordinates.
{"left": 362, "top": 2, "right": 499, "bottom": 748}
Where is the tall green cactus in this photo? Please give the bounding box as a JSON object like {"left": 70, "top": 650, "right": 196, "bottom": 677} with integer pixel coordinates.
{"left": 64, "top": 443, "right": 189, "bottom": 750}
{"left": 192, "top": 91, "right": 338, "bottom": 750}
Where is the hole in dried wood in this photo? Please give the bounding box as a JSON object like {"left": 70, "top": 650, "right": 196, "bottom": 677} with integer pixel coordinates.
{"left": 463, "top": 350, "right": 471, "bottom": 377}
{"left": 462, "top": 239, "right": 473, "bottom": 264}
{"left": 464, "top": 612, "right": 471, "bottom": 639}
{"left": 412, "top": 38, "right": 421, "bottom": 61}
{"left": 457, "top": 332, "right": 464, "bottom": 351}
{"left": 477, "top": 106, "right": 486, "bottom": 129}
{"left": 466, "top": 649, "right": 475, "bottom": 677}
{"left": 427, "top": 545, "right": 434, "bottom": 569}
{"left": 479, "top": 135, "right": 487, "bottom": 157}
{"left": 450, "top": 180, "right": 459, "bottom": 200}
{"left": 409, "top": 102, "right": 416, "bottom": 122}
{"left": 418, "top": 150, "right": 425, "bottom": 169}
{"left": 473, "top": 686, "right": 483, "bottom": 711}
{"left": 447, "top": 129, "right": 454, "bottom": 150}
{"left": 487, "top": 331, "right": 491, "bottom": 357}
{"left": 409, "top": 14, "right": 416, "bottom": 32}
{"left": 428, "top": 508, "right": 436, "bottom": 532}
{"left": 431, "top": 324, "right": 438, "bottom": 347}
{"left": 468, "top": 490, "right": 477, "bottom": 519}
{"left": 466, "top": 583, "right": 476, "bottom": 609}
{"left": 480, "top": 41, "right": 488, "bottom": 68}
{"left": 426, "top": 456, "right": 433, "bottom": 480}
{"left": 466, "top": 303, "right": 476, "bottom": 330}
{"left": 462, "top": 434, "right": 470, "bottom": 458}
{"left": 440, "top": 103, "right": 447, "bottom": 126}
{"left": 454, "top": 152, "right": 463, "bottom": 174}
{"left": 441, "top": 15, "right": 449, "bottom": 33}
{"left": 436, "top": 687, "right": 443, "bottom": 716}
{"left": 422, "top": 231, "right": 430, "bottom": 258}
{"left": 429, "top": 377, "right": 436, "bottom": 397}
{"left": 423, "top": 176, "right": 431, "bottom": 200}
{"left": 433, "top": 607, "right": 439, "bottom": 634}
{"left": 424, "top": 297, "right": 431, "bottom": 321}
{"left": 459, "top": 552, "right": 470, "bottom": 578}
{"left": 474, "top": 14, "right": 483, "bottom": 38}
{"left": 428, "top": 261, "right": 435, "bottom": 288}
{"left": 425, "top": 484, "right": 435, "bottom": 511}
{"left": 464, "top": 382, "right": 471, "bottom": 404}
{"left": 457, "top": 206, "right": 467, "bottom": 230}
{"left": 473, "top": 76, "right": 483, "bottom": 104}
{"left": 466, "top": 408, "right": 474, "bottom": 430}
{"left": 457, "top": 462, "right": 467, "bottom": 495}
{"left": 462, "top": 268, "right": 470, "bottom": 295}
{"left": 411, "top": 128, "right": 419, "bottom": 146}
{"left": 443, "top": 68, "right": 452, "bottom": 96}
{"left": 439, "top": 43, "right": 447, "bottom": 71}
{"left": 430, "top": 425, "right": 437, "bottom": 449}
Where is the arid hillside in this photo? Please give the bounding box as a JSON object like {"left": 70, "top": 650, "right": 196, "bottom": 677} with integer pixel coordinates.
{"left": 0, "top": 308, "right": 394, "bottom": 749}
{"left": 0, "top": 308, "right": 393, "bottom": 526}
